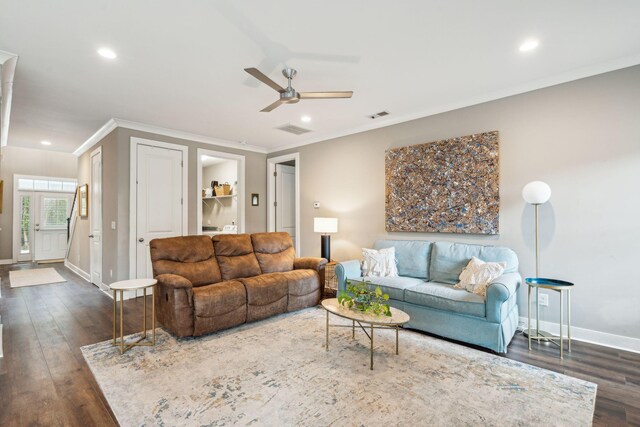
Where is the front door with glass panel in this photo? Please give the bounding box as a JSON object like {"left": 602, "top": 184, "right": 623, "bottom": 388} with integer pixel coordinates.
{"left": 34, "top": 193, "right": 74, "bottom": 261}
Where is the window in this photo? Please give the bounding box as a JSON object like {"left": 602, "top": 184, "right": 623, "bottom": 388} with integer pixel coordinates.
{"left": 20, "top": 195, "right": 31, "bottom": 254}
{"left": 41, "top": 197, "right": 68, "bottom": 228}
{"left": 17, "top": 177, "right": 77, "bottom": 193}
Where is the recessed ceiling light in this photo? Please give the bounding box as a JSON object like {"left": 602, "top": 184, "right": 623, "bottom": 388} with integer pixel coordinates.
{"left": 41, "top": 140, "right": 52, "bottom": 146}
{"left": 519, "top": 39, "right": 539, "bottom": 52}
{"left": 300, "top": 115, "right": 311, "bottom": 123}
{"left": 98, "top": 47, "right": 117, "bottom": 59}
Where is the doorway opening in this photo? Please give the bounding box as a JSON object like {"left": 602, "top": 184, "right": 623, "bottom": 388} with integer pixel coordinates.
{"left": 12, "top": 175, "right": 77, "bottom": 263}
{"left": 267, "top": 153, "right": 300, "bottom": 255}
{"left": 196, "top": 148, "right": 245, "bottom": 236}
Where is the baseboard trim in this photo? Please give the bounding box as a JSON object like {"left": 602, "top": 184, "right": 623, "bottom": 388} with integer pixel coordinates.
{"left": 520, "top": 316, "right": 640, "bottom": 354}
{"left": 64, "top": 260, "right": 90, "bottom": 282}
{"left": 0, "top": 259, "right": 13, "bottom": 265}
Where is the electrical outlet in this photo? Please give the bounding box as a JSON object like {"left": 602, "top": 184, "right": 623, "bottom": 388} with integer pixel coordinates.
{"left": 538, "top": 293, "right": 549, "bottom": 306}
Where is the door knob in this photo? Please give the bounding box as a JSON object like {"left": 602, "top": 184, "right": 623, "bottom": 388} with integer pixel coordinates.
{"left": 35, "top": 228, "right": 40, "bottom": 231}
{"left": 89, "top": 234, "right": 94, "bottom": 238}
{"left": 139, "top": 237, "right": 145, "bottom": 242}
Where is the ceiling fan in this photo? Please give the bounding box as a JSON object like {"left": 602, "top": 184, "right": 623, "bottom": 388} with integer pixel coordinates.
{"left": 244, "top": 67, "right": 353, "bottom": 112}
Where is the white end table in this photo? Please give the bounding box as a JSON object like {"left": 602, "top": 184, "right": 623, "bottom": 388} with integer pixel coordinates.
{"left": 110, "top": 278, "right": 157, "bottom": 354}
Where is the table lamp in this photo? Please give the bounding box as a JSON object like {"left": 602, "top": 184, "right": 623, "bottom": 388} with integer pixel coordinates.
{"left": 522, "top": 181, "right": 551, "bottom": 339}
{"left": 314, "top": 217, "right": 338, "bottom": 261}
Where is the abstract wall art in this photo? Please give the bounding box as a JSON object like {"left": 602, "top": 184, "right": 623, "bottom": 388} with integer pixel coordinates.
{"left": 385, "top": 131, "right": 499, "bottom": 234}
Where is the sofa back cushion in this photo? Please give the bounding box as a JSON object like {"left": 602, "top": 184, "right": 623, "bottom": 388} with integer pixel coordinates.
{"left": 374, "top": 240, "right": 432, "bottom": 280}
{"left": 150, "top": 235, "right": 222, "bottom": 286}
{"left": 251, "top": 232, "right": 295, "bottom": 273}
{"left": 430, "top": 241, "right": 519, "bottom": 285}
{"left": 212, "top": 234, "right": 262, "bottom": 280}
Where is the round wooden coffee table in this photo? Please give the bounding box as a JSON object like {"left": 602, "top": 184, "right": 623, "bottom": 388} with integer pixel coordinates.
{"left": 321, "top": 298, "right": 410, "bottom": 370}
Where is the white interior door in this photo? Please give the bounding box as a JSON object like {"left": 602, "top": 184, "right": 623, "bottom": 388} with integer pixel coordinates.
{"left": 275, "top": 164, "right": 296, "bottom": 247}
{"left": 90, "top": 149, "right": 103, "bottom": 287}
{"left": 34, "top": 193, "right": 73, "bottom": 261}
{"left": 136, "top": 144, "right": 184, "bottom": 279}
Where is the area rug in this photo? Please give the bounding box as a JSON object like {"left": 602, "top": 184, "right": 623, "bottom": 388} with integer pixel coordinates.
{"left": 82, "top": 308, "right": 596, "bottom": 426}
{"left": 9, "top": 267, "right": 66, "bottom": 288}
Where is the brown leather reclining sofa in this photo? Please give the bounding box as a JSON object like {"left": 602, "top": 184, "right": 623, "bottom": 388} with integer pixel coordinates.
{"left": 149, "top": 232, "right": 327, "bottom": 337}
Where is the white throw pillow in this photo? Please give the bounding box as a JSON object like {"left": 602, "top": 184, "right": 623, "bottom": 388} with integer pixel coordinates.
{"left": 361, "top": 247, "right": 399, "bottom": 278}
{"left": 455, "top": 256, "right": 506, "bottom": 297}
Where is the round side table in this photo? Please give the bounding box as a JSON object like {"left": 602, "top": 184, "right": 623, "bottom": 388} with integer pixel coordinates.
{"left": 110, "top": 278, "right": 157, "bottom": 354}
{"left": 526, "top": 277, "right": 573, "bottom": 359}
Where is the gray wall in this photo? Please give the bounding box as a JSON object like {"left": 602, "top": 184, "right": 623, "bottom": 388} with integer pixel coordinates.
{"left": 0, "top": 146, "right": 77, "bottom": 260}
{"left": 68, "top": 127, "right": 267, "bottom": 283}
{"left": 270, "top": 65, "right": 640, "bottom": 340}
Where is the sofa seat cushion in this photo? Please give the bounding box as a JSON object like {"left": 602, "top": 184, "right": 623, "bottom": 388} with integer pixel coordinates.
{"left": 192, "top": 280, "right": 247, "bottom": 336}
{"left": 238, "top": 273, "right": 288, "bottom": 321}
{"left": 404, "top": 281, "right": 486, "bottom": 318}
{"left": 281, "top": 269, "right": 321, "bottom": 311}
{"left": 350, "top": 276, "right": 425, "bottom": 301}
{"left": 251, "top": 232, "right": 295, "bottom": 273}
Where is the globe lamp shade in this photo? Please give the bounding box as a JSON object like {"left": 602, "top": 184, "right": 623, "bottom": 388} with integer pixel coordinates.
{"left": 522, "top": 181, "right": 551, "bottom": 205}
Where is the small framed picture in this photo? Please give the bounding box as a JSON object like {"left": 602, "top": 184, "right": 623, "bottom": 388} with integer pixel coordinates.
{"left": 251, "top": 193, "right": 259, "bottom": 206}
{"left": 79, "top": 184, "right": 89, "bottom": 218}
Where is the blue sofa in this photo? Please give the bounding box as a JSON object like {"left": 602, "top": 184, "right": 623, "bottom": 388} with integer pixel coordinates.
{"left": 335, "top": 240, "right": 521, "bottom": 353}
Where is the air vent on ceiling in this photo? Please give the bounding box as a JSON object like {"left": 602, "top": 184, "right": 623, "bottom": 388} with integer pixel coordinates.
{"left": 368, "top": 110, "right": 390, "bottom": 119}
{"left": 276, "top": 123, "right": 312, "bottom": 135}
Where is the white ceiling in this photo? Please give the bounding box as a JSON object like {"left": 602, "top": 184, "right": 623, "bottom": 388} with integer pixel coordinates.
{"left": 1, "top": 0, "right": 639, "bottom": 153}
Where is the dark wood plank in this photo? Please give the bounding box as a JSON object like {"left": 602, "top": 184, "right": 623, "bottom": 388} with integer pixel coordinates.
{"left": 1, "top": 262, "right": 639, "bottom": 426}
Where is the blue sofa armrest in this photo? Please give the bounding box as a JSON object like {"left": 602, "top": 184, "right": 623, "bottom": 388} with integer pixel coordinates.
{"left": 335, "top": 260, "right": 362, "bottom": 292}
{"left": 486, "top": 272, "right": 522, "bottom": 323}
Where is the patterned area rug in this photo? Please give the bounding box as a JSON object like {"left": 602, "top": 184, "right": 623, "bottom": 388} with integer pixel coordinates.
{"left": 82, "top": 308, "right": 596, "bottom": 426}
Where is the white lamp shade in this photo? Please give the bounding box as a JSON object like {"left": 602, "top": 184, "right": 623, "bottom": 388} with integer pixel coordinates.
{"left": 522, "top": 181, "right": 551, "bottom": 204}
{"left": 314, "top": 217, "right": 338, "bottom": 233}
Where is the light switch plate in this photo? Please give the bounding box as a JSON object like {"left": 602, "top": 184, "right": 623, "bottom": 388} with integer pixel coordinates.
{"left": 313, "top": 201, "right": 320, "bottom": 209}
{"left": 111, "top": 221, "right": 116, "bottom": 230}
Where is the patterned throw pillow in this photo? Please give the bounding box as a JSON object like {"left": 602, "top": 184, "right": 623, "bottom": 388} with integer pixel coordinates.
{"left": 454, "top": 256, "right": 506, "bottom": 298}
{"left": 361, "top": 247, "right": 399, "bottom": 277}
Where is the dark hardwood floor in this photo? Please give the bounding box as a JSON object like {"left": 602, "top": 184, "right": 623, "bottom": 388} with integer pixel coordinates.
{"left": 1, "top": 262, "right": 638, "bottom": 426}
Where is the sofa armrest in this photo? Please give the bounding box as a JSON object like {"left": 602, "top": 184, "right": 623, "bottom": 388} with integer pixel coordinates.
{"left": 156, "top": 273, "right": 193, "bottom": 289}
{"left": 154, "top": 273, "right": 195, "bottom": 337}
{"left": 294, "top": 257, "right": 328, "bottom": 272}
{"left": 486, "top": 272, "right": 521, "bottom": 323}
{"left": 335, "top": 260, "right": 362, "bottom": 292}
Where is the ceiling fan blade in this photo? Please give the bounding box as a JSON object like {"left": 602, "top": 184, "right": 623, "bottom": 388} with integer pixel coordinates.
{"left": 260, "top": 99, "right": 284, "bottom": 112}
{"left": 299, "top": 91, "right": 353, "bottom": 99}
{"left": 244, "top": 68, "right": 285, "bottom": 93}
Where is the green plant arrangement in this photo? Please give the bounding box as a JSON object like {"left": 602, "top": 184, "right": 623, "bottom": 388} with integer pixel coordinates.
{"left": 338, "top": 280, "right": 392, "bottom": 316}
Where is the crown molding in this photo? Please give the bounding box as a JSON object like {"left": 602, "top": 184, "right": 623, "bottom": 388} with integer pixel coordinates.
{"left": 266, "top": 53, "right": 640, "bottom": 154}
{"left": 73, "top": 118, "right": 268, "bottom": 157}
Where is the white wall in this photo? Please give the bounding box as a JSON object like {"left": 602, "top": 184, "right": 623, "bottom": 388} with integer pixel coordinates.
{"left": 270, "top": 65, "right": 640, "bottom": 341}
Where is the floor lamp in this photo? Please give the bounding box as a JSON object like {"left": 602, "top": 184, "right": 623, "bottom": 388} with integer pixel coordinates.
{"left": 522, "top": 181, "right": 552, "bottom": 338}
{"left": 314, "top": 217, "right": 338, "bottom": 261}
